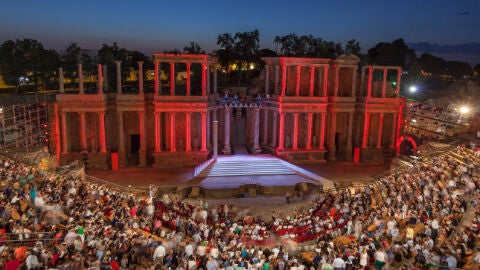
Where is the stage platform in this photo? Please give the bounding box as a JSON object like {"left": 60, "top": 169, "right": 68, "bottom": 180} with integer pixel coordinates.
{"left": 87, "top": 154, "right": 389, "bottom": 199}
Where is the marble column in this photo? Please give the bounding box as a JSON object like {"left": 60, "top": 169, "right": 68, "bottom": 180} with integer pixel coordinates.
{"left": 59, "top": 68, "right": 64, "bottom": 93}
{"left": 293, "top": 113, "right": 299, "bottom": 150}
{"left": 154, "top": 112, "right": 161, "bottom": 152}
{"left": 79, "top": 112, "right": 87, "bottom": 151}
{"left": 223, "top": 107, "right": 231, "bottom": 154}
{"left": 351, "top": 67, "right": 357, "bottom": 97}
{"left": 117, "top": 111, "right": 126, "bottom": 167}
{"left": 206, "top": 110, "right": 211, "bottom": 149}
{"left": 278, "top": 112, "right": 285, "bottom": 150}
{"left": 309, "top": 66, "right": 315, "bottom": 96}
{"left": 265, "top": 65, "right": 270, "bottom": 94}
{"left": 169, "top": 112, "right": 176, "bottom": 152}
{"left": 253, "top": 108, "right": 261, "bottom": 152}
{"left": 213, "top": 67, "right": 218, "bottom": 94}
{"left": 333, "top": 65, "right": 340, "bottom": 96}
{"left": 97, "top": 64, "right": 103, "bottom": 94}
{"left": 319, "top": 113, "right": 326, "bottom": 149}
{"left": 139, "top": 111, "right": 147, "bottom": 167}
{"left": 271, "top": 111, "right": 278, "bottom": 148}
{"left": 281, "top": 65, "right": 287, "bottom": 96}
{"left": 382, "top": 68, "right": 387, "bottom": 97}
{"left": 262, "top": 109, "right": 268, "bottom": 145}
{"left": 328, "top": 112, "right": 337, "bottom": 161}
{"left": 295, "top": 66, "right": 301, "bottom": 96}
{"left": 186, "top": 62, "right": 191, "bottom": 96}
{"left": 367, "top": 66, "right": 373, "bottom": 97}
{"left": 116, "top": 61, "right": 122, "bottom": 94}
{"left": 78, "top": 64, "right": 84, "bottom": 94}
{"left": 322, "top": 66, "right": 329, "bottom": 96}
{"left": 98, "top": 112, "right": 107, "bottom": 153}
{"left": 154, "top": 60, "right": 159, "bottom": 95}
{"left": 102, "top": 65, "right": 108, "bottom": 92}
{"left": 185, "top": 112, "right": 191, "bottom": 151}
{"left": 362, "top": 112, "right": 371, "bottom": 148}
{"left": 213, "top": 120, "right": 219, "bottom": 159}
{"left": 306, "top": 112, "right": 313, "bottom": 150}
{"left": 200, "top": 112, "right": 207, "bottom": 152}
{"left": 138, "top": 61, "right": 144, "bottom": 94}
{"left": 347, "top": 112, "right": 354, "bottom": 147}
{"left": 61, "top": 112, "right": 68, "bottom": 154}
{"left": 377, "top": 113, "right": 385, "bottom": 148}
{"left": 170, "top": 62, "right": 175, "bottom": 95}
{"left": 396, "top": 68, "right": 402, "bottom": 97}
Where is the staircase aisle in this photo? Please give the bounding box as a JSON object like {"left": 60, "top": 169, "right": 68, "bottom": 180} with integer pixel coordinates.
{"left": 197, "top": 155, "right": 295, "bottom": 177}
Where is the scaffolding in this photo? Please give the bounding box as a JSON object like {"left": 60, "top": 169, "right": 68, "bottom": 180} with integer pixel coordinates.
{"left": 0, "top": 100, "right": 48, "bottom": 150}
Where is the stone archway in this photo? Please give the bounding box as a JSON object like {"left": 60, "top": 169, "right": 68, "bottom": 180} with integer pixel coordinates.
{"left": 396, "top": 135, "right": 418, "bottom": 155}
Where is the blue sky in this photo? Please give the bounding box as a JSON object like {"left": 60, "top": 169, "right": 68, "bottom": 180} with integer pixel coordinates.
{"left": 1, "top": 0, "right": 479, "bottom": 56}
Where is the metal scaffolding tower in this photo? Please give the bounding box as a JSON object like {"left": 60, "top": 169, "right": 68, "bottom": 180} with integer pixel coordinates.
{"left": 0, "top": 101, "right": 48, "bottom": 150}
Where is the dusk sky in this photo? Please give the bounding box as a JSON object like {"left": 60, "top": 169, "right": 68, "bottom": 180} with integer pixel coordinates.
{"left": 1, "top": 0, "right": 479, "bottom": 60}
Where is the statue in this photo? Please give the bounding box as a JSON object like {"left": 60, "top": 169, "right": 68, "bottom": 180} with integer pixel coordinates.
{"left": 285, "top": 134, "right": 292, "bottom": 149}
{"left": 193, "top": 137, "right": 200, "bottom": 151}
{"left": 178, "top": 138, "right": 184, "bottom": 151}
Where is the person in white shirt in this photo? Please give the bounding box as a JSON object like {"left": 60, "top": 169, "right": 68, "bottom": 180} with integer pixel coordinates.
{"left": 153, "top": 243, "right": 166, "bottom": 263}
{"left": 332, "top": 255, "right": 346, "bottom": 270}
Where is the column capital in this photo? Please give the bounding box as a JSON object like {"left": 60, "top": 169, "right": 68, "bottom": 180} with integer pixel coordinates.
{"left": 137, "top": 61, "right": 144, "bottom": 65}
{"left": 115, "top": 60, "right": 122, "bottom": 65}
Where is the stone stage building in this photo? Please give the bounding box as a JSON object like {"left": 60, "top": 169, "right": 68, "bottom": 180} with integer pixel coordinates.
{"left": 50, "top": 54, "right": 405, "bottom": 169}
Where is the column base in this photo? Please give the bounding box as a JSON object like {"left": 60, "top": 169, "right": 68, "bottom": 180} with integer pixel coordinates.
{"left": 251, "top": 145, "right": 262, "bottom": 154}
{"left": 223, "top": 145, "right": 231, "bottom": 155}
{"left": 138, "top": 148, "right": 147, "bottom": 168}
{"left": 327, "top": 146, "right": 336, "bottom": 162}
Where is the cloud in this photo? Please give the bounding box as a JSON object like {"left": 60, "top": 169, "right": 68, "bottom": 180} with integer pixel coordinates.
{"left": 458, "top": 11, "right": 471, "bottom": 16}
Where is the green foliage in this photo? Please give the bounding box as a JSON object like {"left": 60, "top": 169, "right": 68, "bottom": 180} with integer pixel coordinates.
{"left": 183, "top": 42, "right": 205, "bottom": 54}
{"left": 367, "top": 38, "right": 416, "bottom": 68}
{"left": 273, "top": 34, "right": 345, "bottom": 58}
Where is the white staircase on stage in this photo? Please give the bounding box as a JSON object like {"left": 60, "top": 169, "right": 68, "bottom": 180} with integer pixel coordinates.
{"left": 196, "top": 155, "right": 295, "bottom": 177}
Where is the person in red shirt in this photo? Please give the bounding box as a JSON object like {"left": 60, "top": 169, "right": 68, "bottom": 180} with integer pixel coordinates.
{"left": 4, "top": 253, "right": 20, "bottom": 270}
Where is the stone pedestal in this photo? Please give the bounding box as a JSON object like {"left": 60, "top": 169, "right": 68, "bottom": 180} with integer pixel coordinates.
{"left": 138, "top": 149, "right": 147, "bottom": 167}
{"left": 153, "top": 151, "right": 208, "bottom": 168}
{"left": 118, "top": 149, "right": 127, "bottom": 167}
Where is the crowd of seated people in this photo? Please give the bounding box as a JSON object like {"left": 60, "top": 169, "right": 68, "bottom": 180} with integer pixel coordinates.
{"left": 0, "top": 144, "right": 478, "bottom": 269}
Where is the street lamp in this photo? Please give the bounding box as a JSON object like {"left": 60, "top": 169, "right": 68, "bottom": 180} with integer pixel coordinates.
{"left": 459, "top": 106, "right": 470, "bottom": 114}
{"left": 409, "top": 86, "right": 417, "bottom": 93}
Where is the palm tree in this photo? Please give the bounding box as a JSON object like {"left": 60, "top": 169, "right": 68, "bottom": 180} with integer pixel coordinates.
{"left": 183, "top": 41, "right": 204, "bottom": 54}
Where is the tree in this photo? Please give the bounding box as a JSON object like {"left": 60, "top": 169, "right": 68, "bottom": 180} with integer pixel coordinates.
{"left": 183, "top": 41, "right": 205, "bottom": 54}
{"left": 273, "top": 34, "right": 344, "bottom": 58}
{"left": 97, "top": 42, "right": 129, "bottom": 90}
{"left": 216, "top": 33, "right": 236, "bottom": 77}
{"left": 474, "top": 63, "right": 480, "bottom": 77}
{"left": 233, "top": 29, "right": 260, "bottom": 83}
{"left": 62, "top": 42, "right": 82, "bottom": 84}
{"left": 368, "top": 38, "right": 416, "bottom": 68}
{"left": 345, "top": 39, "right": 361, "bottom": 55}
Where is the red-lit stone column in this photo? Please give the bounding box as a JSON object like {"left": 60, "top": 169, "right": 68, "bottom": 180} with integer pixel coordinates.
{"left": 201, "top": 64, "right": 207, "bottom": 96}
{"left": 367, "top": 66, "right": 373, "bottom": 98}
{"left": 97, "top": 64, "right": 103, "bottom": 94}
{"left": 278, "top": 112, "right": 285, "bottom": 150}
{"left": 138, "top": 61, "right": 144, "bottom": 94}
{"left": 262, "top": 109, "right": 268, "bottom": 145}
{"left": 328, "top": 112, "right": 337, "bottom": 161}
{"left": 391, "top": 113, "right": 397, "bottom": 148}
{"left": 170, "top": 62, "right": 175, "bottom": 95}
{"left": 382, "top": 68, "right": 387, "bottom": 97}
{"left": 139, "top": 111, "right": 146, "bottom": 167}
{"left": 333, "top": 65, "right": 340, "bottom": 96}
{"left": 322, "top": 66, "right": 329, "bottom": 96}
{"left": 396, "top": 68, "right": 402, "bottom": 97}
{"left": 223, "top": 107, "right": 231, "bottom": 154}
{"left": 377, "top": 113, "right": 384, "bottom": 148}
{"left": 253, "top": 107, "right": 261, "bottom": 153}
{"left": 347, "top": 112, "right": 354, "bottom": 147}
{"left": 186, "top": 62, "right": 191, "bottom": 96}
{"left": 274, "top": 65, "right": 279, "bottom": 95}
{"left": 309, "top": 66, "right": 315, "bottom": 96}
{"left": 295, "top": 66, "right": 301, "bottom": 96}
{"left": 54, "top": 105, "right": 61, "bottom": 164}
{"left": 79, "top": 112, "right": 87, "bottom": 151}
{"left": 98, "top": 111, "right": 107, "bottom": 153}
{"left": 117, "top": 111, "right": 126, "bottom": 167}
{"left": 292, "top": 113, "right": 299, "bottom": 150}
{"left": 362, "top": 112, "right": 371, "bottom": 148}
{"left": 116, "top": 61, "right": 122, "bottom": 94}
{"left": 59, "top": 68, "right": 64, "bottom": 93}
{"left": 154, "top": 60, "right": 159, "bottom": 95}
{"left": 396, "top": 106, "right": 404, "bottom": 145}
{"left": 206, "top": 110, "right": 210, "bottom": 149}
{"left": 185, "top": 112, "right": 191, "bottom": 151}
{"left": 78, "top": 64, "right": 84, "bottom": 94}
{"left": 271, "top": 111, "right": 278, "bottom": 148}
{"left": 281, "top": 65, "right": 287, "bottom": 96}
{"left": 319, "top": 112, "right": 326, "bottom": 150}
{"left": 154, "top": 112, "right": 161, "bottom": 152}
{"left": 169, "top": 112, "right": 176, "bottom": 152}
{"left": 306, "top": 112, "right": 313, "bottom": 150}
{"left": 61, "top": 111, "right": 68, "bottom": 154}
{"left": 201, "top": 112, "right": 207, "bottom": 151}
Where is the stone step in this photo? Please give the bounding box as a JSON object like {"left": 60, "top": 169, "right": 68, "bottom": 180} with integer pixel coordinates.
{"left": 198, "top": 157, "right": 295, "bottom": 177}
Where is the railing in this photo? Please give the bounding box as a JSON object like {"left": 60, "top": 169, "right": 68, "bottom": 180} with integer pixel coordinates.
{"left": 194, "top": 157, "right": 215, "bottom": 177}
